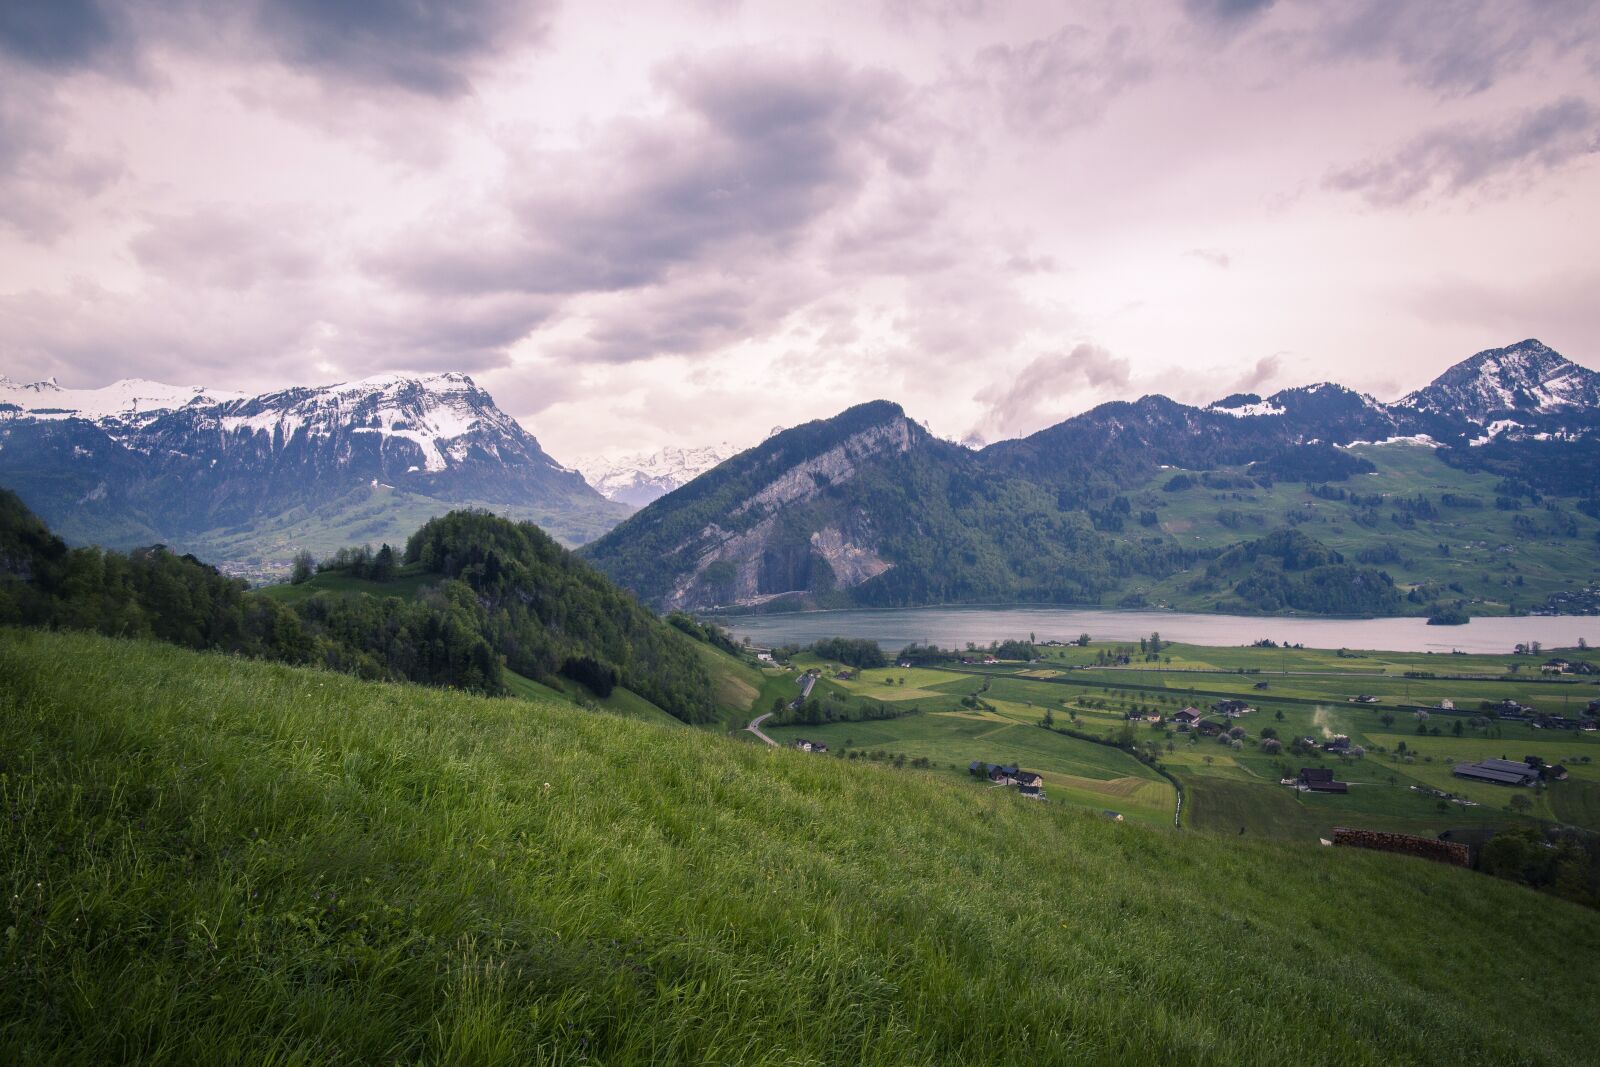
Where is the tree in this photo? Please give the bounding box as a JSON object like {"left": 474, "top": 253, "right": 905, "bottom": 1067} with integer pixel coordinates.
{"left": 290, "top": 550, "right": 315, "bottom": 585}
{"left": 1260, "top": 726, "right": 1278, "bottom": 740}
{"left": 1508, "top": 794, "right": 1533, "bottom": 813}
{"left": 1042, "top": 708, "right": 1055, "bottom": 728}
{"left": 1274, "top": 709, "right": 1285, "bottom": 722}
{"left": 1380, "top": 712, "right": 1396, "bottom": 727}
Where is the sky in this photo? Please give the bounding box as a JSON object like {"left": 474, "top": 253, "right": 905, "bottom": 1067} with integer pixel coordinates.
{"left": 1, "top": 0, "right": 1598, "bottom": 463}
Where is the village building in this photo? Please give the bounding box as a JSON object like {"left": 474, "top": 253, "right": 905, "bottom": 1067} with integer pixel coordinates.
{"left": 1297, "top": 768, "right": 1349, "bottom": 794}
{"left": 1452, "top": 758, "right": 1540, "bottom": 786}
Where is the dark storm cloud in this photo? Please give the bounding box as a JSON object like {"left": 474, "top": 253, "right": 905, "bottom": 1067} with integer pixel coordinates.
{"left": 252, "top": 0, "right": 551, "bottom": 96}
{"left": 376, "top": 50, "right": 915, "bottom": 362}
{"left": 1327, "top": 95, "right": 1599, "bottom": 206}
{"left": 1183, "top": 0, "right": 1276, "bottom": 26}
{"left": 1310, "top": 0, "right": 1600, "bottom": 96}
{"left": 0, "top": 0, "right": 118, "bottom": 70}
{"left": 975, "top": 22, "right": 1150, "bottom": 135}
{"left": 0, "top": 0, "right": 550, "bottom": 95}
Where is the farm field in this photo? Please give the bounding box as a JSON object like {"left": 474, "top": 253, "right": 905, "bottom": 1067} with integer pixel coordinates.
{"left": 7, "top": 628, "right": 1600, "bottom": 1063}
{"left": 765, "top": 638, "right": 1600, "bottom": 840}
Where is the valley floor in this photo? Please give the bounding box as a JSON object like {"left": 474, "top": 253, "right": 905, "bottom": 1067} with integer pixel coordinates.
{"left": 6, "top": 629, "right": 1596, "bottom": 1063}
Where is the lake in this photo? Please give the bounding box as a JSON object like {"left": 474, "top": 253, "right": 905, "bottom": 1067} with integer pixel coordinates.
{"left": 709, "top": 606, "right": 1600, "bottom": 654}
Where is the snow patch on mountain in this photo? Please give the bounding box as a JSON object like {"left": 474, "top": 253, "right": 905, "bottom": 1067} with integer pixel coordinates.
{"left": 579, "top": 443, "right": 741, "bottom": 506}
{"left": 1397, "top": 339, "right": 1600, "bottom": 420}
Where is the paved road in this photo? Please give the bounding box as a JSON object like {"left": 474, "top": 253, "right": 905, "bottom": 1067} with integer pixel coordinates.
{"left": 746, "top": 712, "right": 779, "bottom": 747}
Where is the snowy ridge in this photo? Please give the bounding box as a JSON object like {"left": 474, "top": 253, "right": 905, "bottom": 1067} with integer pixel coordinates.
{"left": 579, "top": 443, "right": 741, "bottom": 506}
{"left": 1397, "top": 339, "right": 1600, "bottom": 420}
{"left": 0, "top": 375, "right": 242, "bottom": 424}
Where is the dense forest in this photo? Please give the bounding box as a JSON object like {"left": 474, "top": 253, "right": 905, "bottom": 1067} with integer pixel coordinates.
{"left": 0, "top": 492, "right": 725, "bottom": 723}
{"left": 404, "top": 511, "right": 721, "bottom": 723}
{"left": 0, "top": 489, "right": 505, "bottom": 691}
{"left": 1191, "top": 529, "right": 1403, "bottom": 615}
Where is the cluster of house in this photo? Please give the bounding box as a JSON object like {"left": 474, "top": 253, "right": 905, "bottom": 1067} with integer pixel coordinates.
{"left": 968, "top": 762, "right": 1046, "bottom": 798}
{"left": 1539, "top": 657, "right": 1596, "bottom": 675}
{"left": 1453, "top": 756, "right": 1568, "bottom": 786}
{"left": 1492, "top": 698, "right": 1596, "bottom": 731}
{"left": 792, "top": 738, "right": 829, "bottom": 754}
{"left": 1165, "top": 700, "right": 1259, "bottom": 737}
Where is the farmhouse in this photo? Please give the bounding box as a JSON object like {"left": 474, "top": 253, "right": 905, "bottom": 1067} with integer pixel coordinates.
{"left": 792, "top": 739, "right": 828, "bottom": 754}
{"left": 1297, "top": 768, "right": 1349, "bottom": 794}
{"left": 1549, "top": 764, "right": 1570, "bottom": 781}
{"left": 1452, "top": 758, "right": 1540, "bottom": 786}
{"left": 1014, "top": 771, "right": 1044, "bottom": 788}
{"left": 1196, "top": 720, "right": 1224, "bottom": 737}
{"left": 1541, "top": 658, "right": 1572, "bottom": 674}
{"left": 1214, "top": 699, "right": 1254, "bottom": 717}
{"left": 1018, "top": 784, "right": 1044, "bottom": 799}
{"left": 1323, "top": 735, "right": 1351, "bottom": 754}
{"left": 1351, "top": 694, "right": 1380, "bottom": 704}
{"left": 1173, "top": 707, "right": 1202, "bottom": 726}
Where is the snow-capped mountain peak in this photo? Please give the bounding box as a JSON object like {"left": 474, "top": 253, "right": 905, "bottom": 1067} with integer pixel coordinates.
{"left": 1398, "top": 338, "right": 1600, "bottom": 420}
{"left": 579, "top": 442, "right": 741, "bottom": 507}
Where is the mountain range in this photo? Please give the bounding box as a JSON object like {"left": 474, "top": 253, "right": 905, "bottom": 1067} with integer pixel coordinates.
{"left": 582, "top": 339, "right": 1600, "bottom": 615}
{"left": 2, "top": 338, "right": 1597, "bottom": 607}
{"left": 577, "top": 443, "right": 742, "bottom": 507}
{"left": 0, "top": 371, "right": 627, "bottom": 580}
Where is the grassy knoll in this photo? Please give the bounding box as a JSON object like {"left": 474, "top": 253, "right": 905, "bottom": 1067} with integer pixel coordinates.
{"left": 5, "top": 628, "right": 1600, "bottom": 1064}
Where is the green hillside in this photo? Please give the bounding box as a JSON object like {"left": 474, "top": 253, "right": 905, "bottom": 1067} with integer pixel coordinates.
{"left": 5, "top": 629, "right": 1599, "bottom": 1064}
{"left": 1114, "top": 441, "right": 1600, "bottom": 614}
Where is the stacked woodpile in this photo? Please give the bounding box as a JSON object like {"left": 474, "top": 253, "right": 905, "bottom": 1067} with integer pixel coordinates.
{"left": 1330, "top": 827, "right": 1471, "bottom": 867}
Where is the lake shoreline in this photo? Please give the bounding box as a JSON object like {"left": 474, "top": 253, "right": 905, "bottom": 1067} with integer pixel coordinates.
{"left": 705, "top": 604, "right": 1600, "bottom": 655}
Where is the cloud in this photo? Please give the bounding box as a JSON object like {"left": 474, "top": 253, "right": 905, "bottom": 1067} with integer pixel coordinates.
{"left": 975, "top": 343, "right": 1131, "bottom": 437}
{"left": 1184, "top": 248, "right": 1232, "bottom": 268}
{"left": 0, "top": 0, "right": 120, "bottom": 71}
{"left": 376, "top": 49, "right": 929, "bottom": 364}
{"left": 130, "top": 206, "right": 319, "bottom": 290}
{"left": 250, "top": 0, "right": 551, "bottom": 96}
{"left": 0, "top": 69, "right": 123, "bottom": 241}
{"left": 974, "top": 22, "right": 1151, "bottom": 135}
{"left": 1184, "top": 0, "right": 1276, "bottom": 29}
{"left": 1229, "top": 353, "right": 1282, "bottom": 393}
{"left": 1306, "top": 1, "right": 1600, "bottom": 95}
{"left": 1327, "top": 95, "right": 1599, "bottom": 206}
{"left": 0, "top": 0, "right": 552, "bottom": 95}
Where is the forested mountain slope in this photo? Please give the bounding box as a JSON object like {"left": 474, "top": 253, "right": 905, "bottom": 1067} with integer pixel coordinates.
{"left": 0, "top": 491, "right": 737, "bottom": 724}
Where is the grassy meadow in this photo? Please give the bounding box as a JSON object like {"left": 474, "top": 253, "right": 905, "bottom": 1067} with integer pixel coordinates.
{"left": 5, "top": 628, "right": 1600, "bottom": 1064}
{"left": 769, "top": 640, "right": 1600, "bottom": 840}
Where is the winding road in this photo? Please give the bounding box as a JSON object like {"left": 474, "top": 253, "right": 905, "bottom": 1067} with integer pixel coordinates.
{"left": 746, "top": 712, "right": 779, "bottom": 747}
